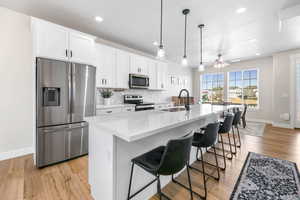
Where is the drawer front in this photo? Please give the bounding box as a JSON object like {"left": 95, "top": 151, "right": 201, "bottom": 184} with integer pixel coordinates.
{"left": 155, "top": 104, "right": 171, "bottom": 110}
{"left": 96, "top": 108, "right": 122, "bottom": 115}
{"left": 122, "top": 107, "right": 135, "bottom": 112}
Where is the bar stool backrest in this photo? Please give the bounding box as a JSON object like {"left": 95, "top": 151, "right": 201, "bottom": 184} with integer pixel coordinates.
{"left": 157, "top": 133, "right": 193, "bottom": 175}
{"left": 196, "top": 122, "right": 220, "bottom": 148}
{"left": 219, "top": 114, "right": 234, "bottom": 134}
{"left": 232, "top": 111, "right": 242, "bottom": 126}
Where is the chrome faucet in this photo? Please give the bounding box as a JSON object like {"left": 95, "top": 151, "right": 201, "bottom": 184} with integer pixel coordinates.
{"left": 178, "top": 89, "right": 190, "bottom": 111}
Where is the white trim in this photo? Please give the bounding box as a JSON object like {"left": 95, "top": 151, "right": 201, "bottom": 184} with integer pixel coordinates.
{"left": 290, "top": 54, "right": 300, "bottom": 128}
{"left": 0, "top": 147, "right": 34, "bottom": 161}
{"left": 272, "top": 122, "right": 294, "bottom": 129}
{"left": 247, "top": 118, "right": 273, "bottom": 124}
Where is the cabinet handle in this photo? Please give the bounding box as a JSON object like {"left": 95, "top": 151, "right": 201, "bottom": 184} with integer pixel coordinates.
{"left": 106, "top": 111, "right": 112, "bottom": 114}
{"left": 70, "top": 51, "right": 73, "bottom": 58}
{"left": 65, "top": 49, "right": 68, "bottom": 57}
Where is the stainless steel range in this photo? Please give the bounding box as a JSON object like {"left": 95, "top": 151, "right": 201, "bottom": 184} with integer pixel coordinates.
{"left": 124, "top": 95, "right": 155, "bottom": 111}
{"left": 36, "top": 57, "right": 96, "bottom": 168}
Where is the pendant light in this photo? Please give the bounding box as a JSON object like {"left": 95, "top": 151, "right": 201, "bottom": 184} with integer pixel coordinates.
{"left": 198, "top": 24, "right": 205, "bottom": 72}
{"left": 157, "top": 0, "right": 165, "bottom": 59}
{"left": 182, "top": 9, "right": 190, "bottom": 66}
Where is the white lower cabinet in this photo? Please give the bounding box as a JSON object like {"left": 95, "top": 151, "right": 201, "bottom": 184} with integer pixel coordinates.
{"left": 96, "top": 106, "right": 135, "bottom": 115}
{"left": 96, "top": 108, "right": 122, "bottom": 115}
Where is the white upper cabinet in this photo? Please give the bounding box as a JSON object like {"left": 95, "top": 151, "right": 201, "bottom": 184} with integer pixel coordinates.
{"left": 148, "top": 59, "right": 158, "bottom": 90}
{"left": 95, "top": 44, "right": 116, "bottom": 88}
{"left": 69, "top": 31, "right": 95, "bottom": 65}
{"left": 116, "top": 50, "right": 130, "bottom": 89}
{"left": 130, "top": 54, "right": 149, "bottom": 75}
{"left": 33, "top": 19, "right": 69, "bottom": 61}
{"left": 157, "top": 62, "right": 168, "bottom": 90}
{"left": 32, "top": 18, "right": 96, "bottom": 65}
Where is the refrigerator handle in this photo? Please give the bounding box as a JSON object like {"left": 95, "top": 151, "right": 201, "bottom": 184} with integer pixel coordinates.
{"left": 68, "top": 63, "right": 72, "bottom": 120}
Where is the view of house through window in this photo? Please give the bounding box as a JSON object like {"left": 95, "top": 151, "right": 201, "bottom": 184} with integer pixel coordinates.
{"left": 228, "top": 69, "right": 259, "bottom": 108}
{"left": 201, "top": 73, "right": 224, "bottom": 103}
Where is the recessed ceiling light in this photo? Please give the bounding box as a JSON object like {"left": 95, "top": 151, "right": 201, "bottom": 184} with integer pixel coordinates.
{"left": 95, "top": 16, "right": 104, "bottom": 22}
{"left": 256, "top": 53, "right": 261, "bottom": 56}
{"left": 236, "top": 7, "right": 247, "bottom": 14}
{"left": 248, "top": 39, "right": 257, "bottom": 43}
{"left": 231, "top": 59, "right": 241, "bottom": 63}
{"left": 153, "top": 41, "right": 159, "bottom": 46}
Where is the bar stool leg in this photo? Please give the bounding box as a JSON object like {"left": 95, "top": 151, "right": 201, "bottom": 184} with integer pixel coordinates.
{"left": 236, "top": 126, "right": 242, "bottom": 148}
{"left": 220, "top": 135, "right": 227, "bottom": 170}
{"left": 157, "top": 175, "right": 162, "bottom": 200}
{"left": 212, "top": 145, "right": 220, "bottom": 180}
{"left": 186, "top": 164, "right": 194, "bottom": 200}
{"left": 199, "top": 149, "right": 207, "bottom": 200}
{"left": 127, "top": 162, "right": 135, "bottom": 200}
{"left": 226, "top": 132, "right": 233, "bottom": 160}
{"left": 231, "top": 127, "right": 237, "bottom": 154}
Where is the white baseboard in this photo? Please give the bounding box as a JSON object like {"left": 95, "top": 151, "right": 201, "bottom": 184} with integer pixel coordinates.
{"left": 247, "top": 118, "right": 273, "bottom": 124}
{"left": 272, "top": 122, "right": 294, "bottom": 129}
{"left": 0, "top": 147, "right": 33, "bottom": 161}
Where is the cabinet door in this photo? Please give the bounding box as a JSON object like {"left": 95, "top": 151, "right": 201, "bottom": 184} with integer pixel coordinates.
{"left": 69, "top": 31, "right": 95, "bottom": 65}
{"left": 116, "top": 50, "right": 130, "bottom": 89}
{"left": 148, "top": 60, "right": 158, "bottom": 90}
{"left": 130, "top": 55, "right": 148, "bottom": 75}
{"left": 33, "top": 19, "right": 69, "bottom": 61}
{"left": 95, "top": 44, "right": 116, "bottom": 88}
{"left": 157, "top": 62, "right": 168, "bottom": 90}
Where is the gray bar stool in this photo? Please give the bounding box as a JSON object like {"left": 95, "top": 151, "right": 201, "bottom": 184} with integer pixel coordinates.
{"left": 207, "top": 114, "right": 235, "bottom": 170}
{"left": 190, "top": 122, "right": 220, "bottom": 200}
{"left": 127, "top": 133, "right": 195, "bottom": 200}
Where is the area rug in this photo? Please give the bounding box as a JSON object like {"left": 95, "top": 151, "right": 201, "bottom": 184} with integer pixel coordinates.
{"left": 230, "top": 152, "right": 300, "bottom": 200}
{"left": 239, "top": 121, "right": 266, "bottom": 137}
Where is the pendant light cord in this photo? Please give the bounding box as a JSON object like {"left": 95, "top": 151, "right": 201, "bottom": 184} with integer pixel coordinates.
{"left": 184, "top": 14, "right": 187, "bottom": 57}
{"left": 200, "top": 26, "right": 203, "bottom": 64}
{"left": 160, "top": 0, "right": 163, "bottom": 47}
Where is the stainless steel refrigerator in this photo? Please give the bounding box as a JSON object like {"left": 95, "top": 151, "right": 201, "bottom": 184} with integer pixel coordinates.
{"left": 36, "top": 58, "right": 96, "bottom": 168}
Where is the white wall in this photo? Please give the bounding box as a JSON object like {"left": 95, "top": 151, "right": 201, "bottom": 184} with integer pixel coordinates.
{"left": 193, "top": 57, "right": 274, "bottom": 122}
{"left": 0, "top": 7, "right": 34, "bottom": 159}
{"left": 272, "top": 49, "right": 300, "bottom": 127}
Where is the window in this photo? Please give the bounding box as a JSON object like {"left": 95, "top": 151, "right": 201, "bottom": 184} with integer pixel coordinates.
{"left": 228, "top": 69, "right": 259, "bottom": 108}
{"left": 201, "top": 73, "right": 224, "bottom": 104}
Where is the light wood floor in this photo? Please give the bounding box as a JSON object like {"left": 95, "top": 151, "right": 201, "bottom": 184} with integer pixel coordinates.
{"left": 0, "top": 125, "right": 299, "bottom": 200}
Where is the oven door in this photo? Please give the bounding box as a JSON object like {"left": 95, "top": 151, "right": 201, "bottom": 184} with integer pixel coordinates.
{"left": 129, "top": 74, "right": 149, "bottom": 89}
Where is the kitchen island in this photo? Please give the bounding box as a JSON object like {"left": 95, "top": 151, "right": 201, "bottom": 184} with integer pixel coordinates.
{"left": 86, "top": 104, "right": 238, "bottom": 200}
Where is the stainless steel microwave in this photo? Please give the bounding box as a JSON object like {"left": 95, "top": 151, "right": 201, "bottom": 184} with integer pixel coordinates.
{"left": 129, "top": 74, "right": 149, "bottom": 89}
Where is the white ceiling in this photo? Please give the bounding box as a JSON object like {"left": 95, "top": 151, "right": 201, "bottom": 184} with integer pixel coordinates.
{"left": 1, "top": 0, "right": 300, "bottom": 67}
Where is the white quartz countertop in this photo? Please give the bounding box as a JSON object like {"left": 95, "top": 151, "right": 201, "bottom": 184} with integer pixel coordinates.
{"left": 86, "top": 104, "right": 239, "bottom": 142}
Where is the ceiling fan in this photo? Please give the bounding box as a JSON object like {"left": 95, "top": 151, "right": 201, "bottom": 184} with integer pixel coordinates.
{"left": 214, "top": 53, "right": 229, "bottom": 69}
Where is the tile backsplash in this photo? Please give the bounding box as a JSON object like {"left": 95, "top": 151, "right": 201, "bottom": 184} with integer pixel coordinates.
{"left": 96, "top": 89, "right": 171, "bottom": 105}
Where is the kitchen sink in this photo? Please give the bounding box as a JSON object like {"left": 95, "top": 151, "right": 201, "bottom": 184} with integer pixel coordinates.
{"left": 161, "top": 107, "right": 186, "bottom": 112}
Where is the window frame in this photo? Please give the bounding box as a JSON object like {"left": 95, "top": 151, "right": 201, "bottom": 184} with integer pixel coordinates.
{"left": 227, "top": 68, "right": 260, "bottom": 110}
{"left": 200, "top": 72, "right": 226, "bottom": 104}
